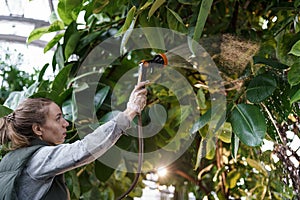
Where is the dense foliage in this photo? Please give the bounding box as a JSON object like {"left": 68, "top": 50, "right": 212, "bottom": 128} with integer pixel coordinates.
{"left": 1, "top": 0, "right": 300, "bottom": 199}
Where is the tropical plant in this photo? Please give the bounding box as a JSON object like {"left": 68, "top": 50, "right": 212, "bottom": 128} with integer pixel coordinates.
{"left": 0, "top": 0, "right": 300, "bottom": 199}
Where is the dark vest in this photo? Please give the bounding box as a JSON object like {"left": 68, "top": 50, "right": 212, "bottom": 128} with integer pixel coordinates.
{"left": 0, "top": 139, "right": 70, "bottom": 200}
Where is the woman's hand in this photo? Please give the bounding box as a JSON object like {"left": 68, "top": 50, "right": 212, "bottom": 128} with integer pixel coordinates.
{"left": 124, "top": 81, "right": 149, "bottom": 120}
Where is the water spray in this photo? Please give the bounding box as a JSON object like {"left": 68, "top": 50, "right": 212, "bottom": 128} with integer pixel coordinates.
{"left": 117, "top": 53, "right": 168, "bottom": 200}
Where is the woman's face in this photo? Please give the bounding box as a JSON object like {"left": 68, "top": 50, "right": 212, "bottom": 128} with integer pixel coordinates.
{"left": 39, "top": 102, "right": 69, "bottom": 145}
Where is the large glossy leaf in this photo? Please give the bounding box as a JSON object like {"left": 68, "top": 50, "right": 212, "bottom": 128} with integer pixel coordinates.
{"left": 52, "top": 64, "right": 72, "bottom": 94}
{"left": 290, "top": 89, "right": 300, "bottom": 104}
{"left": 246, "top": 74, "right": 277, "bottom": 103}
{"left": 65, "top": 170, "right": 80, "bottom": 199}
{"left": 95, "top": 160, "right": 115, "bottom": 182}
{"left": 289, "top": 40, "right": 300, "bottom": 56}
{"left": 275, "top": 31, "right": 300, "bottom": 66}
{"left": 230, "top": 104, "right": 266, "bottom": 147}
{"left": 94, "top": 86, "right": 110, "bottom": 111}
{"left": 288, "top": 62, "right": 300, "bottom": 86}
{"left": 253, "top": 56, "right": 289, "bottom": 69}
{"left": 64, "top": 31, "right": 80, "bottom": 60}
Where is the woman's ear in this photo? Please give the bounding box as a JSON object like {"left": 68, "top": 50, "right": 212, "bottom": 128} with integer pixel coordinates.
{"left": 32, "top": 123, "right": 43, "bottom": 137}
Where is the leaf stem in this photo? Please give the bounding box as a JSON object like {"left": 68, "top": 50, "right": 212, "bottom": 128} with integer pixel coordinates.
{"left": 260, "top": 102, "right": 284, "bottom": 144}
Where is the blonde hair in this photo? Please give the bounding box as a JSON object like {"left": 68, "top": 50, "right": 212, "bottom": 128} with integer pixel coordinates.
{"left": 0, "top": 98, "right": 53, "bottom": 150}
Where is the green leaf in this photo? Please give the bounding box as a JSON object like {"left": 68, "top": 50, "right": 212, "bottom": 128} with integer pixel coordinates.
{"left": 295, "top": 0, "right": 300, "bottom": 8}
{"left": 78, "top": 31, "right": 103, "bottom": 52}
{"left": 190, "top": 109, "right": 211, "bottom": 134}
{"left": 192, "top": 0, "right": 213, "bottom": 43}
{"left": 27, "top": 20, "right": 64, "bottom": 44}
{"left": 52, "top": 64, "right": 72, "bottom": 94}
{"left": 231, "top": 132, "right": 239, "bottom": 160}
{"left": 148, "top": 0, "right": 166, "bottom": 18}
{"left": 94, "top": 86, "right": 110, "bottom": 111}
{"left": 140, "top": 1, "right": 152, "bottom": 11}
{"left": 120, "top": 18, "right": 136, "bottom": 55}
{"left": 65, "top": 170, "right": 80, "bottom": 199}
{"left": 288, "top": 62, "right": 300, "bottom": 86}
{"left": 0, "top": 105, "right": 13, "bottom": 118}
{"left": 194, "top": 137, "right": 215, "bottom": 169}
{"left": 95, "top": 160, "right": 115, "bottom": 182}
{"left": 44, "top": 33, "right": 64, "bottom": 53}
{"left": 225, "top": 169, "right": 241, "bottom": 189}
{"left": 230, "top": 104, "right": 266, "bottom": 147}
{"left": 119, "top": 6, "right": 136, "bottom": 34}
{"left": 38, "top": 64, "right": 50, "bottom": 82}
{"left": 57, "top": 0, "right": 82, "bottom": 25}
{"left": 167, "top": 7, "right": 184, "bottom": 24}
{"left": 290, "top": 89, "right": 300, "bottom": 104}
{"left": 196, "top": 88, "right": 206, "bottom": 109}
{"left": 166, "top": 7, "right": 187, "bottom": 33}
{"left": 57, "top": 87, "right": 73, "bottom": 106}
{"left": 289, "top": 40, "right": 300, "bottom": 56}
{"left": 48, "top": 20, "right": 65, "bottom": 32}
{"left": 27, "top": 26, "right": 49, "bottom": 44}
{"left": 246, "top": 74, "right": 277, "bottom": 103}
{"left": 218, "top": 122, "right": 232, "bottom": 143}
{"left": 253, "top": 56, "right": 289, "bottom": 69}
{"left": 64, "top": 32, "right": 80, "bottom": 60}
{"left": 54, "top": 44, "right": 65, "bottom": 70}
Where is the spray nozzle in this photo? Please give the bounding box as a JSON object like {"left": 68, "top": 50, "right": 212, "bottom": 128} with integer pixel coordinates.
{"left": 137, "top": 53, "right": 168, "bottom": 83}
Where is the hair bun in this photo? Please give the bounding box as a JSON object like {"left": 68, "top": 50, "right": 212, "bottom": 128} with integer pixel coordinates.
{"left": 6, "top": 112, "right": 15, "bottom": 122}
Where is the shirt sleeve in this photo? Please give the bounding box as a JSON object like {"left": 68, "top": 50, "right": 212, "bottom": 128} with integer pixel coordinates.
{"left": 26, "top": 112, "right": 130, "bottom": 180}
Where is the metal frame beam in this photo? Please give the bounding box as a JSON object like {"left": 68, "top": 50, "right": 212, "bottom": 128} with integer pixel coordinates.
{"left": 0, "top": 15, "right": 49, "bottom": 28}
{"left": 0, "top": 34, "right": 48, "bottom": 48}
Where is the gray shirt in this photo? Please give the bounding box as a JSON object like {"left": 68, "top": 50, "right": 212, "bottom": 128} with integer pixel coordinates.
{"left": 17, "top": 112, "right": 130, "bottom": 200}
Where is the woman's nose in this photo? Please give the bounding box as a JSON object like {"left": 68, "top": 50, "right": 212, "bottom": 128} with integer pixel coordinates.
{"left": 63, "top": 118, "right": 69, "bottom": 127}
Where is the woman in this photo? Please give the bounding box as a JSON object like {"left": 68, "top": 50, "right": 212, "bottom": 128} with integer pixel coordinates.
{"left": 0, "top": 81, "right": 148, "bottom": 200}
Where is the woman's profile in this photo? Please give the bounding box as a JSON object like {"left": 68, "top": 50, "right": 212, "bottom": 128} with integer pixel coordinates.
{"left": 0, "top": 81, "right": 148, "bottom": 200}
